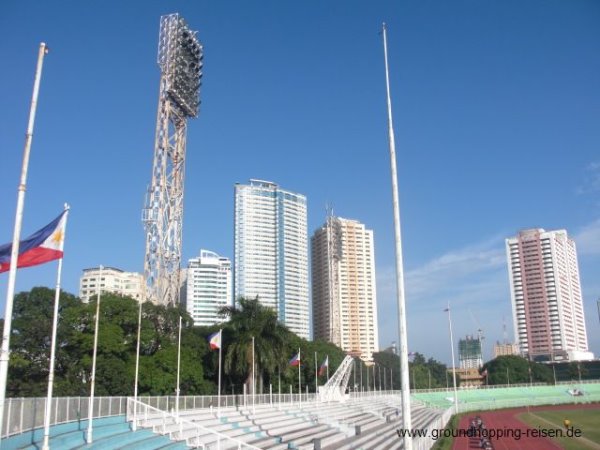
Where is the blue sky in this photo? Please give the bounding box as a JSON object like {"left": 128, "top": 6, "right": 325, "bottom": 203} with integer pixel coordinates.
{"left": 1, "top": 0, "right": 599, "bottom": 366}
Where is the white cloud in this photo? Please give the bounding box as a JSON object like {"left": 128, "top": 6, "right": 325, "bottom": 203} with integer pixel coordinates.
{"left": 576, "top": 161, "right": 600, "bottom": 195}
{"left": 574, "top": 219, "right": 600, "bottom": 256}
{"left": 404, "top": 236, "right": 506, "bottom": 302}
{"left": 376, "top": 235, "right": 511, "bottom": 363}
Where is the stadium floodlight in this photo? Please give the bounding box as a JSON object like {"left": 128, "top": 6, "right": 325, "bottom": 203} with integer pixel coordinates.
{"left": 143, "top": 13, "right": 203, "bottom": 306}
{"left": 158, "top": 14, "right": 203, "bottom": 118}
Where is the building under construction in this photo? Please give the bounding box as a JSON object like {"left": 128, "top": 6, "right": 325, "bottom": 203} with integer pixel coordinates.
{"left": 459, "top": 335, "right": 483, "bottom": 369}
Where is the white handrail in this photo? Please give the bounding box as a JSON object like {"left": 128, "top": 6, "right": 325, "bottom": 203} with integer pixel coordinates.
{"left": 127, "top": 397, "right": 261, "bottom": 450}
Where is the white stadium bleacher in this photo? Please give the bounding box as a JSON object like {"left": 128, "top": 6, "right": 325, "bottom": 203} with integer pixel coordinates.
{"left": 130, "top": 393, "right": 446, "bottom": 449}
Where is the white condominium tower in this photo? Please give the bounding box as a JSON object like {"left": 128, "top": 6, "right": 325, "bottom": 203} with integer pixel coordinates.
{"left": 506, "top": 229, "right": 593, "bottom": 362}
{"left": 234, "top": 179, "right": 309, "bottom": 339}
{"left": 79, "top": 267, "right": 145, "bottom": 302}
{"left": 186, "top": 249, "right": 232, "bottom": 327}
{"left": 311, "top": 217, "right": 379, "bottom": 362}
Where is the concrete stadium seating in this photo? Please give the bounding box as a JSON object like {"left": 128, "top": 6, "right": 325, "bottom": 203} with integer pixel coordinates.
{"left": 133, "top": 394, "right": 444, "bottom": 449}
{"left": 2, "top": 415, "right": 188, "bottom": 450}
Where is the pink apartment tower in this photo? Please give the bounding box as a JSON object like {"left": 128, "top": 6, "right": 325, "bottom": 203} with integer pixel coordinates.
{"left": 506, "top": 229, "right": 593, "bottom": 362}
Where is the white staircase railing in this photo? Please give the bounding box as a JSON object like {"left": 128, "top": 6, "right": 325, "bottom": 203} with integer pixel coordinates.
{"left": 127, "top": 397, "right": 261, "bottom": 449}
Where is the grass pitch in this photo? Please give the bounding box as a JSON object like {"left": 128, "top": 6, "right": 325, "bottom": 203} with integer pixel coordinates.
{"left": 517, "top": 408, "right": 600, "bottom": 450}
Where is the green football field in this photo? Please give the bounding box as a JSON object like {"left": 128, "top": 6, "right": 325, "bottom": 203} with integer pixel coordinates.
{"left": 517, "top": 408, "right": 600, "bottom": 450}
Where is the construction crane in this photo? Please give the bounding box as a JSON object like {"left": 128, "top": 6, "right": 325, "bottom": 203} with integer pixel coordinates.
{"left": 468, "top": 309, "right": 485, "bottom": 361}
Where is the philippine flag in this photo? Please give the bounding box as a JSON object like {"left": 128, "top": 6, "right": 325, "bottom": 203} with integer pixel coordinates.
{"left": 318, "top": 356, "right": 329, "bottom": 376}
{"left": 289, "top": 352, "right": 301, "bottom": 367}
{"left": 0, "top": 211, "right": 67, "bottom": 273}
{"left": 208, "top": 330, "right": 221, "bottom": 350}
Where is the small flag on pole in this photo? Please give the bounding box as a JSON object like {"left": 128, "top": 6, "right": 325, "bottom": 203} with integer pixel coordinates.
{"left": 318, "top": 356, "right": 328, "bottom": 376}
{"left": 289, "top": 352, "right": 301, "bottom": 366}
{"left": 0, "top": 211, "right": 67, "bottom": 273}
{"left": 208, "top": 330, "right": 221, "bottom": 350}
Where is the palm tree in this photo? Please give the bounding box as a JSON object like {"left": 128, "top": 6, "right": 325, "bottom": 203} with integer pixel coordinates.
{"left": 219, "top": 297, "right": 289, "bottom": 394}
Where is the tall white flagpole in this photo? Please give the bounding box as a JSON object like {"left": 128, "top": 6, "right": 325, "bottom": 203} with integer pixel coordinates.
{"left": 176, "top": 316, "right": 182, "bottom": 418}
{"left": 0, "top": 42, "right": 49, "bottom": 442}
{"left": 87, "top": 264, "right": 103, "bottom": 443}
{"left": 446, "top": 303, "right": 459, "bottom": 414}
{"left": 217, "top": 328, "right": 222, "bottom": 416}
{"left": 298, "top": 348, "right": 301, "bottom": 407}
{"left": 360, "top": 363, "right": 363, "bottom": 392}
{"left": 132, "top": 297, "right": 143, "bottom": 431}
{"left": 382, "top": 23, "right": 412, "bottom": 449}
{"left": 314, "top": 352, "right": 318, "bottom": 394}
{"left": 251, "top": 336, "right": 255, "bottom": 414}
{"left": 42, "top": 205, "right": 69, "bottom": 450}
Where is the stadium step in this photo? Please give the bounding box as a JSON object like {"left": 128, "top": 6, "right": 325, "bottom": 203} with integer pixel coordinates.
{"left": 119, "top": 433, "right": 187, "bottom": 449}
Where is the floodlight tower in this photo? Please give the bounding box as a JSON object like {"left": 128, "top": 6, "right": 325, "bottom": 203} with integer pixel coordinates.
{"left": 143, "top": 13, "right": 203, "bottom": 305}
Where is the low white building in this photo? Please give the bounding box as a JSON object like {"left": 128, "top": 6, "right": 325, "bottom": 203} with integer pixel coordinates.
{"left": 79, "top": 267, "right": 145, "bottom": 302}
{"left": 186, "top": 250, "right": 232, "bottom": 327}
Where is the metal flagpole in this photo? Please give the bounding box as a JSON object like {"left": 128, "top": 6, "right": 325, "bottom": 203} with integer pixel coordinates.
{"left": 446, "top": 303, "right": 459, "bottom": 414}
{"left": 87, "top": 265, "right": 103, "bottom": 443}
{"left": 218, "top": 329, "right": 222, "bottom": 416}
{"left": 298, "top": 348, "right": 301, "bottom": 407}
{"left": 360, "top": 364, "right": 363, "bottom": 393}
{"left": 42, "top": 204, "right": 69, "bottom": 450}
{"left": 373, "top": 365, "right": 377, "bottom": 393}
{"left": 176, "top": 316, "right": 182, "bottom": 418}
{"left": 252, "top": 336, "right": 255, "bottom": 414}
{"left": 0, "top": 42, "right": 49, "bottom": 443}
{"left": 132, "top": 296, "right": 143, "bottom": 431}
{"left": 314, "top": 352, "right": 318, "bottom": 394}
{"left": 382, "top": 23, "right": 412, "bottom": 449}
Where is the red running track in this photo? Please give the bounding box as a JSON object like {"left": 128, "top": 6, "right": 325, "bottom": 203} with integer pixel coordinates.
{"left": 452, "top": 404, "right": 600, "bottom": 450}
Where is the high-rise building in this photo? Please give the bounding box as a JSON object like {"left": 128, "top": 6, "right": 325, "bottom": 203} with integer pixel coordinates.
{"left": 185, "top": 250, "right": 232, "bottom": 327}
{"left": 458, "top": 336, "right": 483, "bottom": 369}
{"left": 234, "top": 179, "right": 309, "bottom": 339}
{"left": 312, "top": 216, "right": 379, "bottom": 362}
{"left": 506, "top": 229, "right": 593, "bottom": 362}
{"left": 79, "top": 267, "right": 145, "bottom": 302}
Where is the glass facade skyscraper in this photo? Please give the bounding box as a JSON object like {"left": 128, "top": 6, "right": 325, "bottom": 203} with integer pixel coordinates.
{"left": 234, "top": 179, "right": 309, "bottom": 339}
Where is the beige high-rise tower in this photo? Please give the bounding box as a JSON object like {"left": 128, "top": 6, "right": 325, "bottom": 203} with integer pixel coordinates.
{"left": 312, "top": 217, "right": 379, "bottom": 362}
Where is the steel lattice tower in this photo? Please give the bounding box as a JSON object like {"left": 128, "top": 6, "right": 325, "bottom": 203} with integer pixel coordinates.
{"left": 143, "top": 13, "right": 203, "bottom": 305}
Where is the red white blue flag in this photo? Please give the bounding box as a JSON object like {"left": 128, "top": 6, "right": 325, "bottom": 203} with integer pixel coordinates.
{"left": 208, "top": 330, "right": 221, "bottom": 350}
{"left": 0, "top": 211, "right": 67, "bottom": 273}
{"left": 289, "top": 351, "right": 301, "bottom": 367}
{"left": 318, "top": 356, "right": 329, "bottom": 376}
